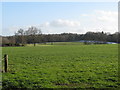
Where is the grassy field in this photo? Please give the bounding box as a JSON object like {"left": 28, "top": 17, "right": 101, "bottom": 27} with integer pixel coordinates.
{"left": 2, "top": 43, "right": 119, "bottom": 89}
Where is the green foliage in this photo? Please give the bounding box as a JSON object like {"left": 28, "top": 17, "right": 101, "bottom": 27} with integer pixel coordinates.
{"left": 2, "top": 44, "right": 119, "bottom": 89}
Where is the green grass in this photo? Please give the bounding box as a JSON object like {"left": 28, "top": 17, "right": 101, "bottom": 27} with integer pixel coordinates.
{"left": 2, "top": 44, "right": 119, "bottom": 89}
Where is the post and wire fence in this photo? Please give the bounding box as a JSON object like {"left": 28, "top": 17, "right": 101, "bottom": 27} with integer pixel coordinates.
{"left": 4, "top": 54, "right": 8, "bottom": 73}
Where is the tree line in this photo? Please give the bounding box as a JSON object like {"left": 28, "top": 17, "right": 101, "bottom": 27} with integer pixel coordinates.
{"left": 1, "top": 26, "right": 120, "bottom": 46}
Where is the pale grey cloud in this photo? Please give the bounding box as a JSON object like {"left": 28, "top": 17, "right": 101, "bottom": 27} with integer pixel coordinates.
{"left": 81, "top": 10, "right": 118, "bottom": 33}
{"left": 40, "top": 22, "right": 50, "bottom": 27}
{"left": 95, "top": 10, "right": 118, "bottom": 22}
{"left": 49, "top": 19, "right": 81, "bottom": 27}
{"left": 81, "top": 14, "right": 89, "bottom": 17}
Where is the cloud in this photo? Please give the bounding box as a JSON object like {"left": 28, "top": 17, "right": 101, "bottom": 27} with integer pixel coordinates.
{"left": 39, "top": 19, "right": 81, "bottom": 34}
{"left": 79, "top": 10, "right": 118, "bottom": 34}
{"left": 8, "top": 26, "right": 20, "bottom": 32}
{"left": 96, "top": 10, "right": 118, "bottom": 33}
{"left": 40, "top": 22, "right": 50, "bottom": 27}
{"left": 86, "top": 10, "right": 118, "bottom": 33}
{"left": 81, "top": 10, "right": 118, "bottom": 23}
{"left": 81, "top": 14, "right": 89, "bottom": 17}
{"left": 95, "top": 10, "right": 118, "bottom": 22}
{"left": 49, "top": 19, "right": 81, "bottom": 27}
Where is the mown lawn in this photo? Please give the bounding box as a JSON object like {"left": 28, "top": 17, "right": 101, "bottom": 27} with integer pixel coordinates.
{"left": 2, "top": 44, "right": 119, "bottom": 89}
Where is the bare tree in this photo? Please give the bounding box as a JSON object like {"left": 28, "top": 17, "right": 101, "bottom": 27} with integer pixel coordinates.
{"left": 15, "top": 28, "right": 26, "bottom": 46}
{"left": 25, "top": 26, "right": 42, "bottom": 46}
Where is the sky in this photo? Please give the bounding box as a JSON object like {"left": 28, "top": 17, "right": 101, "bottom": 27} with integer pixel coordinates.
{"left": 2, "top": 2, "right": 118, "bottom": 36}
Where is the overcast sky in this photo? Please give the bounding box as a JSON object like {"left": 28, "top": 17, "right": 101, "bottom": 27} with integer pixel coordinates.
{"left": 2, "top": 2, "right": 118, "bottom": 36}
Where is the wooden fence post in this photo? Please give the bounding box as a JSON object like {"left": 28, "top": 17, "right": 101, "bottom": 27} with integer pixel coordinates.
{"left": 4, "top": 54, "right": 8, "bottom": 72}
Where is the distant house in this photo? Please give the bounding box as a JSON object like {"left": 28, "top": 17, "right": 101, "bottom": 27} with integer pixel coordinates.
{"left": 78, "top": 40, "right": 117, "bottom": 44}
{"left": 106, "top": 42, "right": 117, "bottom": 44}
